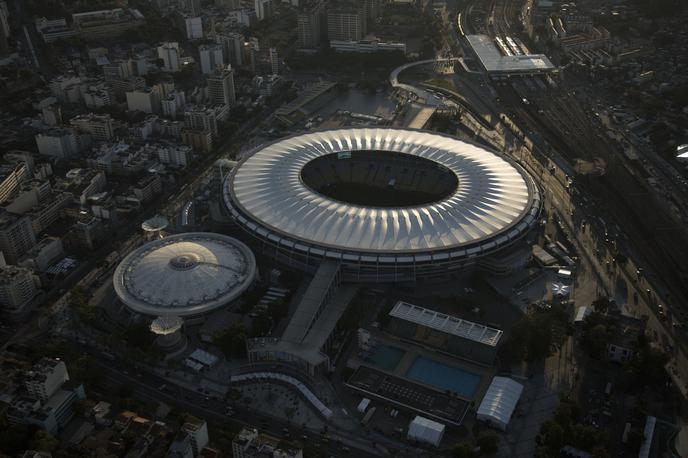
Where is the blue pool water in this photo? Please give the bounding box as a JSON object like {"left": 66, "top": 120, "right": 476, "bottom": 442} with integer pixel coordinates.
{"left": 405, "top": 357, "right": 481, "bottom": 398}
{"left": 367, "top": 345, "right": 406, "bottom": 371}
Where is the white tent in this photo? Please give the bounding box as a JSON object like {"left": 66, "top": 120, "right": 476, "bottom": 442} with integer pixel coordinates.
{"left": 357, "top": 398, "right": 370, "bottom": 414}
{"left": 551, "top": 282, "right": 570, "bottom": 296}
{"left": 574, "top": 306, "right": 591, "bottom": 324}
{"left": 477, "top": 377, "right": 524, "bottom": 431}
{"left": 407, "top": 416, "right": 445, "bottom": 447}
{"left": 677, "top": 144, "right": 688, "bottom": 162}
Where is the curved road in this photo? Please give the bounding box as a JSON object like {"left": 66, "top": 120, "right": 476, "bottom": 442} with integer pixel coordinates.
{"left": 389, "top": 58, "right": 460, "bottom": 106}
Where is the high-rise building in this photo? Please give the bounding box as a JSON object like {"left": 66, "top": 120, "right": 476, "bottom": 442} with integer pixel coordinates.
{"left": 181, "top": 129, "right": 213, "bottom": 153}
{"left": 269, "top": 48, "right": 279, "bottom": 75}
{"left": 35, "top": 128, "right": 91, "bottom": 160}
{"left": 207, "top": 67, "right": 236, "bottom": 106}
{"left": 215, "top": 0, "right": 241, "bottom": 8}
{"left": 181, "top": 418, "right": 209, "bottom": 456}
{"left": 0, "top": 210, "right": 36, "bottom": 264}
{"left": 126, "top": 87, "right": 162, "bottom": 114}
{"left": 0, "top": 153, "right": 33, "bottom": 205}
{"left": 199, "top": 43, "right": 225, "bottom": 74}
{"left": 254, "top": 0, "right": 273, "bottom": 21}
{"left": 41, "top": 105, "right": 62, "bottom": 126}
{"left": 156, "top": 144, "right": 192, "bottom": 166}
{"left": 243, "top": 39, "right": 260, "bottom": 73}
{"left": 0, "top": 265, "right": 40, "bottom": 312}
{"left": 363, "top": 0, "right": 383, "bottom": 20}
{"left": 0, "top": 1, "right": 10, "bottom": 56}
{"left": 327, "top": 8, "right": 365, "bottom": 42}
{"left": 227, "top": 9, "right": 255, "bottom": 28}
{"left": 25, "top": 358, "right": 69, "bottom": 402}
{"left": 34, "top": 17, "right": 77, "bottom": 43}
{"left": 297, "top": 4, "right": 323, "bottom": 50}
{"left": 216, "top": 32, "right": 244, "bottom": 66}
{"left": 162, "top": 91, "right": 187, "bottom": 119}
{"left": 180, "top": 0, "right": 202, "bottom": 15}
{"left": 168, "top": 432, "right": 195, "bottom": 458}
{"left": 49, "top": 75, "right": 83, "bottom": 104}
{"left": 178, "top": 14, "right": 203, "bottom": 40}
{"left": 71, "top": 8, "right": 145, "bottom": 41}
{"left": 69, "top": 113, "right": 115, "bottom": 141}
{"left": 158, "top": 42, "right": 181, "bottom": 72}
{"left": 184, "top": 106, "right": 218, "bottom": 137}
{"left": 103, "top": 61, "right": 132, "bottom": 82}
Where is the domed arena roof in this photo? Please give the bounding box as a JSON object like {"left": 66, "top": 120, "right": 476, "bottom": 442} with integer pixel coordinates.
{"left": 113, "top": 233, "right": 256, "bottom": 316}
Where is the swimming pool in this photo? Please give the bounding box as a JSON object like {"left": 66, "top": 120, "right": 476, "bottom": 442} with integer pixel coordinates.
{"left": 366, "top": 345, "right": 405, "bottom": 372}
{"left": 405, "top": 356, "right": 481, "bottom": 398}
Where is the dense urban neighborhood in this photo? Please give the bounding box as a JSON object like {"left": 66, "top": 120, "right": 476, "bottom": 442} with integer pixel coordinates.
{"left": 0, "top": 0, "right": 687, "bottom": 457}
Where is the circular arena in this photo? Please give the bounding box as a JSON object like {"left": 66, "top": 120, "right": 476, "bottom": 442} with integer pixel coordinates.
{"left": 113, "top": 232, "right": 256, "bottom": 316}
{"left": 224, "top": 128, "right": 541, "bottom": 281}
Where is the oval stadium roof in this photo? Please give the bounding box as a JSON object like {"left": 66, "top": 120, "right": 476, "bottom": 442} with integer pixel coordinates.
{"left": 225, "top": 128, "right": 538, "bottom": 255}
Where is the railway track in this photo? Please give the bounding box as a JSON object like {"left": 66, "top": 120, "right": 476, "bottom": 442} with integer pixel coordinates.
{"left": 502, "top": 84, "right": 688, "bottom": 308}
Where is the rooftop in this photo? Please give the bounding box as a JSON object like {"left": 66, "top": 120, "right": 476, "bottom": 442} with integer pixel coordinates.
{"left": 226, "top": 128, "right": 539, "bottom": 256}
{"left": 113, "top": 232, "right": 256, "bottom": 316}
{"left": 466, "top": 35, "right": 555, "bottom": 73}
{"left": 389, "top": 301, "right": 503, "bottom": 346}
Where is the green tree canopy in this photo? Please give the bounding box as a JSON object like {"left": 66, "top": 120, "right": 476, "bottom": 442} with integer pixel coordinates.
{"left": 508, "top": 306, "right": 569, "bottom": 361}
{"left": 452, "top": 442, "right": 477, "bottom": 458}
{"left": 214, "top": 322, "right": 248, "bottom": 358}
{"left": 477, "top": 430, "right": 499, "bottom": 454}
{"left": 29, "top": 430, "right": 59, "bottom": 453}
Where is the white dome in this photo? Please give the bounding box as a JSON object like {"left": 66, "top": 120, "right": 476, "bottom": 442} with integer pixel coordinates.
{"left": 114, "top": 233, "right": 256, "bottom": 316}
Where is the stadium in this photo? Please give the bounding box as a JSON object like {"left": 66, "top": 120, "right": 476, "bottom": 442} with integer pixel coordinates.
{"left": 113, "top": 232, "right": 257, "bottom": 317}
{"left": 224, "top": 128, "right": 541, "bottom": 281}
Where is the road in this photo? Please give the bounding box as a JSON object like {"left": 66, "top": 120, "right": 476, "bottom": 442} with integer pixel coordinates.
{"left": 454, "top": 0, "right": 688, "bottom": 396}
{"left": 65, "top": 338, "right": 389, "bottom": 458}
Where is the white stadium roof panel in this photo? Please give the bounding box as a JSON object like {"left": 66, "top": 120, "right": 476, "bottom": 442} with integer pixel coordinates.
{"left": 226, "top": 129, "right": 538, "bottom": 256}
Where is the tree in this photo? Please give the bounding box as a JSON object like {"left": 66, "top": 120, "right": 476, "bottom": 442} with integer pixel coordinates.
{"left": 540, "top": 421, "right": 564, "bottom": 451}
{"left": 628, "top": 346, "right": 670, "bottom": 389}
{"left": 452, "top": 442, "right": 477, "bottom": 458}
{"left": 508, "top": 306, "right": 568, "bottom": 361}
{"left": 591, "top": 297, "right": 616, "bottom": 313}
{"left": 69, "top": 354, "right": 103, "bottom": 389}
{"left": 118, "top": 384, "right": 134, "bottom": 398}
{"left": 73, "top": 399, "right": 92, "bottom": 417}
{"left": 250, "top": 312, "right": 272, "bottom": 337}
{"left": 582, "top": 324, "right": 611, "bottom": 359}
{"left": 534, "top": 447, "right": 554, "bottom": 458}
{"left": 591, "top": 446, "right": 610, "bottom": 458}
{"left": 284, "top": 407, "right": 296, "bottom": 423}
{"left": 0, "top": 417, "right": 31, "bottom": 455}
{"left": 571, "top": 424, "right": 607, "bottom": 451}
{"left": 554, "top": 400, "right": 581, "bottom": 427}
{"left": 214, "top": 322, "right": 248, "bottom": 358}
{"left": 477, "top": 430, "right": 499, "bottom": 454}
{"left": 29, "top": 430, "right": 59, "bottom": 453}
{"left": 124, "top": 323, "right": 155, "bottom": 349}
